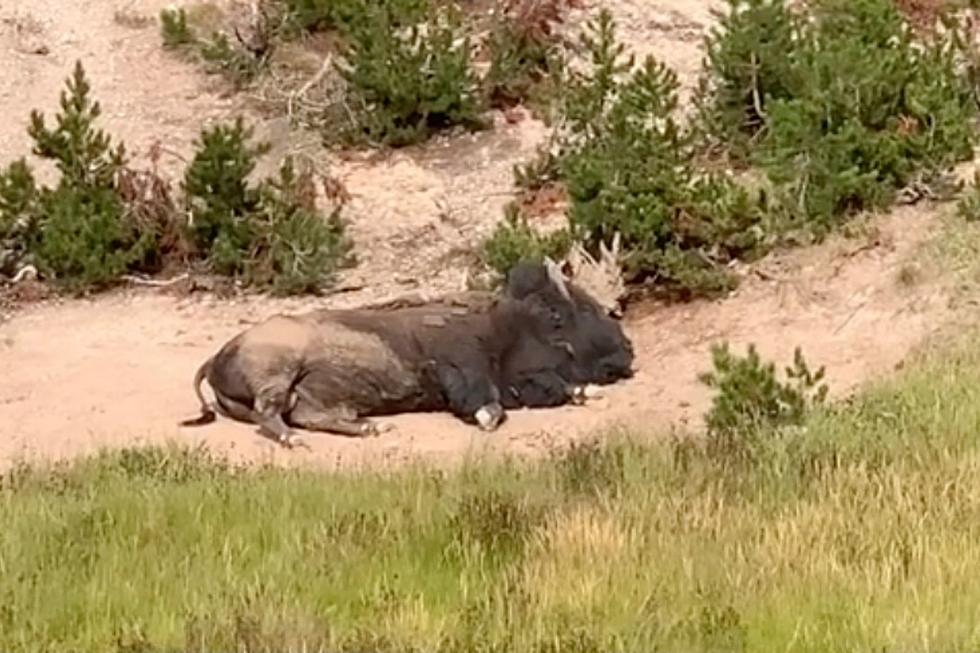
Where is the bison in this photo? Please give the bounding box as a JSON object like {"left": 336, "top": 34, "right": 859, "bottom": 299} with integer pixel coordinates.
{"left": 180, "top": 259, "right": 634, "bottom": 447}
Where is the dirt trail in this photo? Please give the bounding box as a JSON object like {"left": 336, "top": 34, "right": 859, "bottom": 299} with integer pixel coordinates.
{"left": 0, "top": 0, "right": 964, "bottom": 470}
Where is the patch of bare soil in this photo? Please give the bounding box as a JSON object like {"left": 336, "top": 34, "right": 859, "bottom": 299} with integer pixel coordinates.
{"left": 0, "top": 202, "right": 958, "bottom": 471}
{"left": 0, "top": 0, "right": 968, "bottom": 472}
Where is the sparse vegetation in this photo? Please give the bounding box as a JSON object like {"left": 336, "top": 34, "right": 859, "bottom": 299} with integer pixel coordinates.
{"left": 183, "top": 117, "right": 353, "bottom": 293}
{"left": 0, "top": 60, "right": 352, "bottom": 296}
{"left": 696, "top": 0, "right": 978, "bottom": 229}
{"left": 159, "top": 5, "right": 272, "bottom": 89}
{"left": 699, "top": 342, "right": 829, "bottom": 461}
{"left": 958, "top": 169, "right": 980, "bottom": 221}
{"left": 0, "top": 61, "right": 163, "bottom": 291}
{"left": 9, "top": 333, "right": 980, "bottom": 651}
{"left": 480, "top": 205, "right": 571, "bottom": 279}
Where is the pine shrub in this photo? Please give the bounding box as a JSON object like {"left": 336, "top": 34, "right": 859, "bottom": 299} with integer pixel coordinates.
{"left": 480, "top": 205, "right": 571, "bottom": 278}
{"left": 483, "top": 0, "right": 578, "bottom": 109}
{"left": 699, "top": 342, "right": 829, "bottom": 461}
{"left": 0, "top": 61, "right": 158, "bottom": 291}
{"left": 330, "top": 2, "right": 485, "bottom": 147}
{"left": 183, "top": 119, "right": 353, "bottom": 294}
{"left": 160, "top": 8, "right": 193, "bottom": 49}
{"left": 183, "top": 117, "right": 268, "bottom": 275}
{"left": 0, "top": 160, "right": 39, "bottom": 277}
{"left": 698, "top": 0, "right": 978, "bottom": 229}
{"left": 693, "top": 0, "right": 802, "bottom": 153}
{"left": 247, "top": 157, "right": 354, "bottom": 295}
{"left": 516, "top": 10, "right": 766, "bottom": 296}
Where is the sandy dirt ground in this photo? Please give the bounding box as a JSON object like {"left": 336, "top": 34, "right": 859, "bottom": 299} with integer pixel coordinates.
{"left": 0, "top": 0, "right": 969, "bottom": 471}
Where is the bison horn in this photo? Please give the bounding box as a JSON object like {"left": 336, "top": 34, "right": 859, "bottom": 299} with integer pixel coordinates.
{"left": 544, "top": 256, "right": 571, "bottom": 300}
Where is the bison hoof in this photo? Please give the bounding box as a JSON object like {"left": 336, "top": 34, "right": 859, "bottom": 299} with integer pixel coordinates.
{"left": 281, "top": 434, "right": 311, "bottom": 450}
{"left": 571, "top": 384, "right": 604, "bottom": 404}
{"left": 474, "top": 403, "right": 505, "bottom": 431}
{"left": 359, "top": 421, "right": 393, "bottom": 437}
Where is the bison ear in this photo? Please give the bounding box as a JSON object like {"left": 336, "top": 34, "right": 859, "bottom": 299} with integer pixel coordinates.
{"left": 544, "top": 256, "right": 571, "bottom": 301}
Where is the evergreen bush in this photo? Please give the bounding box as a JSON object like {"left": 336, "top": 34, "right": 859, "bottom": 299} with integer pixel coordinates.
{"left": 247, "top": 157, "right": 354, "bottom": 295}
{"left": 480, "top": 205, "right": 570, "bottom": 278}
{"left": 483, "top": 0, "right": 577, "bottom": 109}
{"left": 503, "top": 10, "right": 766, "bottom": 296}
{"left": 0, "top": 61, "right": 158, "bottom": 291}
{"left": 183, "top": 119, "right": 353, "bottom": 294}
{"left": 699, "top": 342, "right": 829, "bottom": 461}
{"left": 698, "top": 0, "right": 978, "bottom": 229}
{"left": 332, "top": 2, "right": 485, "bottom": 147}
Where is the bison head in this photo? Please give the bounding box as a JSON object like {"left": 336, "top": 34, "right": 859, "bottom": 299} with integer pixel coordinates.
{"left": 503, "top": 257, "right": 635, "bottom": 386}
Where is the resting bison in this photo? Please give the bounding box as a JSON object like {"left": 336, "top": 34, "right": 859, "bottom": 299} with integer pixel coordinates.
{"left": 180, "top": 259, "right": 634, "bottom": 447}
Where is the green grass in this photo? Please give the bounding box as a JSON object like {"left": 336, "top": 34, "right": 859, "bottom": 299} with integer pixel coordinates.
{"left": 8, "top": 334, "right": 980, "bottom": 651}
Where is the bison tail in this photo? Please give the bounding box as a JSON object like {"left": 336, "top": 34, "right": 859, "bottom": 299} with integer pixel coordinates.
{"left": 178, "top": 356, "right": 218, "bottom": 427}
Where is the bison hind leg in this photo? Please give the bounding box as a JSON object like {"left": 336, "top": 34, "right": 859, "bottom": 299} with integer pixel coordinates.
{"left": 288, "top": 386, "right": 391, "bottom": 437}
{"left": 250, "top": 383, "right": 304, "bottom": 448}
{"left": 288, "top": 399, "right": 386, "bottom": 438}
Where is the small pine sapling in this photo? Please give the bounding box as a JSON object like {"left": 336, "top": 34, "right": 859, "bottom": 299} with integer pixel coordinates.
{"left": 483, "top": 0, "right": 580, "bottom": 109}
{"left": 24, "top": 61, "right": 155, "bottom": 290}
{"left": 699, "top": 342, "right": 829, "bottom": 460}
{"left": 479, "top": 204, "right": 571, "bottom": 280}
{"left": 182, "top": 117, "right": 270, "bottom": 275}
{"left": 249, "top": 156, "right": 355, "bottom": 295}
{"left": 333, "top": 2, "right": 485, "bottom": 146}
{"left": 160, "top": 8, "right": 193, "bottom": 48}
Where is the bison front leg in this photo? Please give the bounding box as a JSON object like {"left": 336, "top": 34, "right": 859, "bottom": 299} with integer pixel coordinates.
{"left": 570, "top": 384, "right": 604, "bottom": 404}
{"left": 504, "top": 372, "right": 603, "bottom": 409}
{"left": 436, "top": 363, "right": 506, "bottom": 432}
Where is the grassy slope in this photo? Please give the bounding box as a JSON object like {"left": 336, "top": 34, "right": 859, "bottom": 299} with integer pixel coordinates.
{"left": 6, "top": 320, "right": 980, "bottom": 652}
